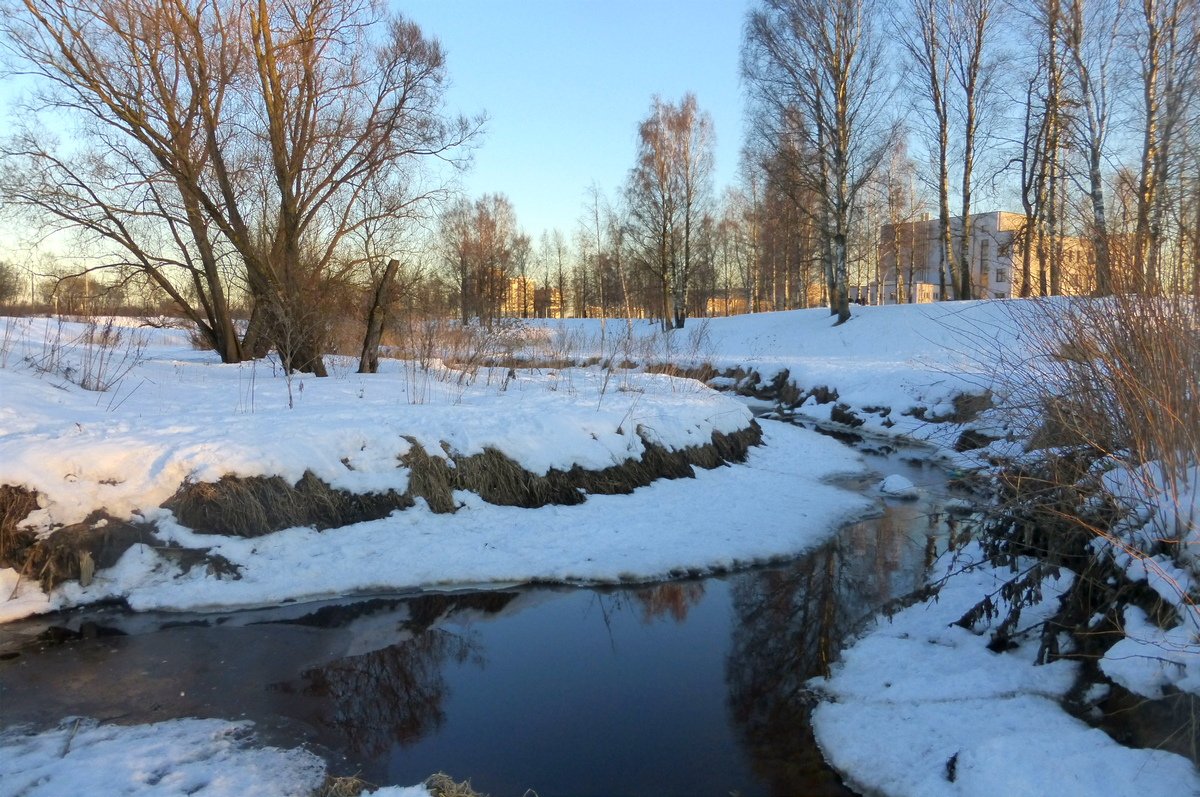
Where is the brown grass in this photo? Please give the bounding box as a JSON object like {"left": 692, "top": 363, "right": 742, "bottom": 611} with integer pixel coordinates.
{"left": 316, "top": 775, "right": 377, "bottom": 797}
{"left": 6, "top": 511, "right": 152, "bottom": 591}
{"left": 400, "top": 438, "right": 459, "bottom": 514}
{"left": 1007, "top": 295, "right": 1198, "bottom": 548}
{"left": 164, "top": 471, "right": 413, "bottom": 536}
{"left": 6, "top": 420, "right": 764, "bottom": 592}
{"left": 164, "top": 421, "right": 763, "bottom": 533}
{"left": 453, "top": 448, "right": 587, "bottom": 508}
{"left": 0, "top": 484, "right": 39, "bottom": 568}
{"left": 425, "top": 772, "right": 487, "bottom": 797}
{"left": 394, "top": 423, "right": 762, "bottom": 515}
{"left": 964, "top": 294, "right": 1200, "bottom": 665}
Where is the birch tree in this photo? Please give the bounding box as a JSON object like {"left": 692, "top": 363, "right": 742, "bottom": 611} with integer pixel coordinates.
{"left": 1062, "top": 0, "right": 1122, "bottom": 295}
{"left": 625, "top": 94, "right": 715, "bottom": 330}
{"left": 744, "top": 0, "right": 898, "bottom": 324}
{"left": 949, "top": 0, "right": 997, "bottom": 300}
{"left": 898, "top": 0, "right": 956, "bottom": 301}
{"left": 1132, "top": 0, "right": 1199, "bottom": 292}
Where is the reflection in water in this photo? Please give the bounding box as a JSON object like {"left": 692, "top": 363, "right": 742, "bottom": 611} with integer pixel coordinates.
{"left": 727, "top": 504, "right": 937, "bottom": 795}
{"left": 275, "top": 592, "right": 514, "bottom": 760}
{"left": 630, "top": 582, "right": 707, "bottom": 623}
{"left": 0, "top": 453, "right": 960, "bottom": 796}
{"left": 295, "top": 630, "right": 479, "bottom": 758}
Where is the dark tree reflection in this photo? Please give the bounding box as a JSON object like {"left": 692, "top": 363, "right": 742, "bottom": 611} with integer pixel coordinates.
{"left": 727, "top": 505, "right": 934, "bottom": 795}
{"left": 282, "top": 592, "right": 515, "bottom": 759}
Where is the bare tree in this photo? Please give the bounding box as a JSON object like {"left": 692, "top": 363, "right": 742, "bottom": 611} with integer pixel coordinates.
{"left": 1131, "top": 0, "right": 1199, "bottom": 292}
{"left": 1062, "top": 0, "right": 1122, "bottom": 295}
{"left": 439, "top": 193, "right": 521, "bottom": 327}
{"left": 899, "top": 0, "right": 956, "bottom": 301}
{"left": 745, "top": 0, "right": 899, "bottom": 324}
{"left": 0, "top": 0, "right": 478, "bottom": 375}
{"left": 624, "top": 94, "right": 715, "bottom": 330}
{"left": 672, "top": 94, "right": 715, "bottom": 328}
{"left": 949, "top": 0, "right": 997, "bottom": 300}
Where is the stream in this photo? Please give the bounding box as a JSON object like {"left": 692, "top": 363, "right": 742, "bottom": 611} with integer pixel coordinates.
{"left": 0, "top": 424, "right": 967, "bottom": 796}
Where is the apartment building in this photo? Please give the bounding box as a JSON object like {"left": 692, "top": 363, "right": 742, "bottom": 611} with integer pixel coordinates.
{"left": 876, "top": 211, "right": 1094, "bottom": 303}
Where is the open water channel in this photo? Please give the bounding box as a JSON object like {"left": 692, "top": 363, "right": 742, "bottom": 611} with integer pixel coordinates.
{"left": 0, "top": 424, "right": 966, "bottom": 796}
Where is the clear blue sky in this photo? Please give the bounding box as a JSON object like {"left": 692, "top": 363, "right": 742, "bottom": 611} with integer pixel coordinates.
{"left": 400, "top": 0, "right": 751, "bottom": 241}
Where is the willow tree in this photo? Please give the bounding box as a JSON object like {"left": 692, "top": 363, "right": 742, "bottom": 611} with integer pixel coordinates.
{"left": 744, "top": 0, "right": 898, "bottom": 324}
{"left": 0, "top": 0, "right": 477, "bottom": 374}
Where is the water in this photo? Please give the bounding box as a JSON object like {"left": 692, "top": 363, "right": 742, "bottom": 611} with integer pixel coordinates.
{"left": 0, "top": 432, "right": 961, "bottom": 796}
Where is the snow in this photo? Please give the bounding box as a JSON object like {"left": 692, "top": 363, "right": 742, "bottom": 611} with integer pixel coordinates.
{"left": 878, "top": 474, "right": 920, "bottom": 499}
{"left": 0, "top": 317, "right": 753, "bottom": 533}
{"left": 1101, "top": 605, "right": 1200, "bottom": 698}
{"left": 2, "top": 419, "right": 870, "bottom": 618}
{"left": 2, "top": 301, "right": 1198, "bottom": 794}
{"left": 0, "top": 314, "right": 869, "bottom": 620}
{"left": 0, "top": 717, "right": 371, "bottom": 797}
{"left": 811, "top": 545, "right": 1200, "bottom": 797}
{"left": 514, "top": 301, "right": 1039, "bottom": 443}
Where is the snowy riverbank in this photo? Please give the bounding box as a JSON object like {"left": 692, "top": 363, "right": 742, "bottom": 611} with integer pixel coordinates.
{"left": 0, "top": 314, "right": 873, "bottom": 621}
{"left": 2, "top": 301, "right": 1196, "bottom": 796}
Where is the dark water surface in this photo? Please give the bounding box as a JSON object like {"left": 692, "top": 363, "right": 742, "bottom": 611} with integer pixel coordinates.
{"left": 0, "top": 435, "right": 961, "bottom": 796}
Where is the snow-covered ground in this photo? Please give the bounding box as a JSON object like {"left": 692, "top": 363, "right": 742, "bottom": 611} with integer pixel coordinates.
{"left": 0, "top": 314, "right": 870, "bottom": 621}
{"left": 1, "top": 301, "right": 1197, "bottom": 796}
{"left": 812, "top": 544, "right": 1200, "bottom": 797}
{"left": 522, "top": 300, "right": 1025, "bottom": 431}
{"left": 0, "top": 717, "right": 429, "bottom": 797}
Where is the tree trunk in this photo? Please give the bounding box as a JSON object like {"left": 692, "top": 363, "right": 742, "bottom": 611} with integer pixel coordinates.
{"left": 358, "top": 258, "right": 400, "bottom": 374}
{"left": 241, "top": 299, "right": 273, "bottom": 359}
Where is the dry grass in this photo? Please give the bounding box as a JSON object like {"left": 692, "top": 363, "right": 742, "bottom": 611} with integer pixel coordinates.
{"left": 164, "top": 471, "right": 413, "bottom": 536}
{"left": 8, "top": 421, "right": 764, "bottom": 593}
{"left": 1003, "top": 294, "right": 1198, "bottom": 552}
{"left": 960, "top": 294, "right": 1200, "bottom": 663}
{"left": 0, "top": 484, "right": 39, "bottom": 569}
{"left": 1, "top": 510, "right": 152, "bottom": 592}
{"left": 399, "top": 422, "right": 763, "bottom": 512}
{"left": 400, "top": 438, "right": 459, "bottom": 514}
{"left": 315, "top": 774, "right": 377, "bottom": 797}
{"left": 424, "top": 772, "right": 487, "bottom": 797}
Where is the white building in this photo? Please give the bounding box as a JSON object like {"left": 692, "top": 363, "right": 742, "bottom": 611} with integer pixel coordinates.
{"left": 876, "top": 211, "right": 1093, "bottom": 303}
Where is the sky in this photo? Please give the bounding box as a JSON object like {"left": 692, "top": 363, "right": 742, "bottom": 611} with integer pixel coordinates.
{"left": 0, "top": 1, "right": 751, "bottom": 263}
{"left": 400, "top": 0, "right": 751, "bottom": 242}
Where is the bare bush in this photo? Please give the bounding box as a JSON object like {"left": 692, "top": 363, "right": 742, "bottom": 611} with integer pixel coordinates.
{"left": 1002, "top": 295, "right": 1198, "bottom": 556}
{"left": 25, "top": 317, "right": 148, "bottom": 395}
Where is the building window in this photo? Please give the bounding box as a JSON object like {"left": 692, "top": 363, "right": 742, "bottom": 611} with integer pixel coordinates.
{"left": 994, "top": 291, "right": 1006, "bottom": 300}
{"left": 980, "top": 239, "right": 990, "bottom": 265}
{"left": 995, "top": 268, "right": 1008, "bottom": 283}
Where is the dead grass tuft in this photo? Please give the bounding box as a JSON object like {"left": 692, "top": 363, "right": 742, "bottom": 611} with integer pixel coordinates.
{"left": 643, "top": 362, "right": 718, "bottom": 382}
{"left": 0, "top": 484, "right": 39, "bottom": 568}
{"left": 425, "top": 772, "right": 487, "bottom": 797}
{"left": 397, "top": 422, "right": 764, "bottom": 513}
{"left": 10, "top": 511, "right": 153, "bottom": 592}
{"left": 400, "top": 438, "right": 459, "bottom": 514}
{"left": 454, "top": 448, "right": 586, "bottom": 508}
{"left": 948, "top": 391, "right": 994, "bottom": 423}
{"left": 316, "top": 774, "right": 377, "bottom": 797}
{"left": 164, "top": 472, "right": 413, "bottom": 536}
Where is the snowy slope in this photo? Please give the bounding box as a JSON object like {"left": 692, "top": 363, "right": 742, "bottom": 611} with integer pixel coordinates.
{"left": 0, "top": 314, "right": 871, "bottom": 620}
